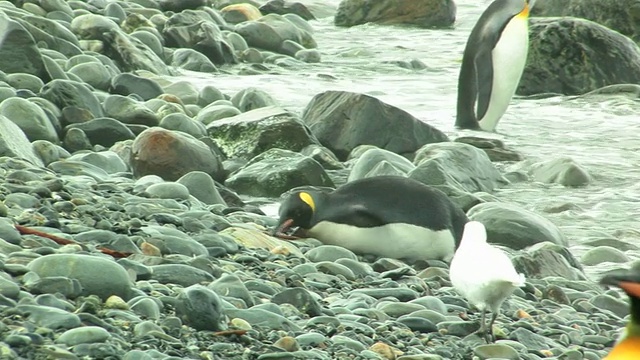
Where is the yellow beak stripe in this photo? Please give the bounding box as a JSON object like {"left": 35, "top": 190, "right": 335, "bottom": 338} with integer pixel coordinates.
{"left": 299, "top": 192, "right": 315, "bottom": 212}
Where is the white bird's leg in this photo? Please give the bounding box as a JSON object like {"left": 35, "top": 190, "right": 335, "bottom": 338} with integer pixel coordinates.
{"left": 474, "top": 308, "right": 489, "bottom": 341}
{"left": 487, "top": 311, "right": 499, "bottom": 343}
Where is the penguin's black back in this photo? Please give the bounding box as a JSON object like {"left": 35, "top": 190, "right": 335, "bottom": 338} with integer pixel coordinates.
{"left": 313, "top": 176, "right": 468, "bottom": 242}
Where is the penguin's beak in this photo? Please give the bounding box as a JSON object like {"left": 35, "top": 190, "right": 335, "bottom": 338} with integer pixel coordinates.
{"left": 600, "top": 273, "right": 640, "bottom": 297}
{"left": 274, "top": 218, "right": 295, "bottom": 236}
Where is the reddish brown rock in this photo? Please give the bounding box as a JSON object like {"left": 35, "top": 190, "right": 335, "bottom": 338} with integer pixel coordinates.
{"left": 130, "top": 127, "right": 223, "bottom": 181}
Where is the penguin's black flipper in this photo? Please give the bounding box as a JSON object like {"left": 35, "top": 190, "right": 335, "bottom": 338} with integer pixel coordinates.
{"left": 475, "top": 48, "right": 494, "bottom": 120}
{"left": 321, "top": 203, "right": 387, "bottom": 228}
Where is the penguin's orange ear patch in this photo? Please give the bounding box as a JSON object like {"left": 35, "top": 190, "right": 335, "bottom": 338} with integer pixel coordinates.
{"left": 619, "top": 281, "right": 640, "bottom": 298}
{"left": 299, "top": 192, "right": 315, "bottom": 212}
{"left": 518, "top": 3, "right": 529, "bottom": 18}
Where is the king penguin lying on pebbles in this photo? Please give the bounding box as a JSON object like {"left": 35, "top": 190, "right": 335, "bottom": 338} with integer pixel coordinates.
{"left": 450, "top": 221, "right": 525, "bottom": 343}
{"left": 455, "top": 0, "right": 531, "bottom": 132}
{"left": 273, "top": 175, "right": 469, "bottom": 262}
{"left": 600, "top": 270, "right": 640, "bottom": 358}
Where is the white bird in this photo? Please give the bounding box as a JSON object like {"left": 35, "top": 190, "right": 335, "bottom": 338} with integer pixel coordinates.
{"left": 449, "top": 221, "right": 526, "bottom": 342}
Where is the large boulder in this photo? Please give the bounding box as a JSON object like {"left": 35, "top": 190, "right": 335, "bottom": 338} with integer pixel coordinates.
{"left": 225, "top": 148, "right": 334, "bottom": 197}
{"left": 527, "top": 157, "right": 591, "bottom": 187}
{"left": 206, "top": 106, "right": 319, "bottom": 161}
{"left": 334, "top": 0, "right": 456, "bottom": 28}
{"left": 130, "top": 127, "right": 224, "bottom": 182}
{"left": 163, "top": 10, "right": 237, "bottom": 65}
{"left": 0, "top": 115, "right": 44, "bottom": 167}
{"left": 302, "top": 91, "right": 449, "bottom": 160}
{"left": 348, "top": 147, "right": 415, "bottom": 182}
{"left": 531, "top": 0, "right": 640, "bottom": 43}
{"left": 0, "top": 97, "right": 59, "bottom": 143}
{"left": 40, "top": 79, "right": 104, "bottom": 118}
{"left": 101, "top": 29, "right": 173, "bottom": 75}
{"left": 466, "top": 202, "right": 569, "bottom": 249}
{"left": 0, "top": 12, "right": 49, "bottom": 81}
{"left": 519, "top": 17, "right": 640, "bottom": 95}
{"left": 234, "top": 13, "right": 316, "bottom": 54}
{"left": 512, "top": 242, "right": 585, "bottom": 281}
{"left": 408, "top": 142, "right": 507, "bottom": 195}
{"left": 27, "top": 254, "right": 132, "bottom": 300}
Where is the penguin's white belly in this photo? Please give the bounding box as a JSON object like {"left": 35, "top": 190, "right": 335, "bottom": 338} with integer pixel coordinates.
{"left": 478, "top": 16, "right": 529, "bottom": 132}
{"left": 308, "top": 221, "right": 456, "bottom": 261}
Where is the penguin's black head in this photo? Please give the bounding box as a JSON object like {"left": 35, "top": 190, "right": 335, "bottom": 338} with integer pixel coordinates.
{"left": 600, "top": 271, "right": 640, "bottom": 299}
{"left": 273, "top": 191, "right": 316, "bottom": 237}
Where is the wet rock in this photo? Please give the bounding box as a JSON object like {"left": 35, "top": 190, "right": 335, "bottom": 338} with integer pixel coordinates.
{"left": 177, "top": 171, "right": 227, "bottom": 205}
{"left": 335, "top": 0, "right": 456, "bottom": 28}
{"left": 467, "top": 202, "right": 568, "bottom": 249}
{"left": 56, "top": 326, "right": 110, "bottom": 346}
{"left": 302, "top": 91, "right": 448, "bottom": 160}
{"left": 580, "top": 246, "right": 630, "bottom": 266}
{"left": 209, "top": 273, "right": 255, "bottom": 307}
{"left": 150, "top": 264, "right": 215, "bottom": 286}
{"left": 40, "top": 79, "right": 104, "bottom": 118}
{"left": 196, "top": 104, "right": 241, "bottom": 125}
{"left": 170, "top": 48, "right": 218, "bottom": 73}
{"left": 0, "top": 12, "right": 49, "bottom": 81}
{"left": 454, "top": 136, "right": 523, "bottom": 162}
{"left": 159, "top": 113, "right": 207, "bottom": 138}
{"left": 519, "top": 17, "right": 640, "bottom": 95}
{"left": 225, "top": 148, "right": 334, "bottom": 197}
{"left": 163, "top": 11, "right": 237, "bottom": 65}
{"left": 159, "top": 0, "right": 207, "bottom": 12}
{"left": 409, "top": 142, "right": 506, "bottom": 196}
{"left": 27, "top": 254, "right": 132, "bottom": 300}
{"left": 206, "top": 106, "right": 319, "bottom": 160}
{"left": 531, "top": 0, "right": 640, "bottom": 42}
{"left": 272, "top": 288, "right": 323, "bottom": 316}
{"left": 529, "top": 157, "right": 591, "bottom": 187}
{"left": 70, "top": 13, "right": 120, "bottom": 40}
{"left": 65, "top": 117, "right": 136, "bottom": 147}
{"left": 348, "top": 147, "right": 415, "bottom": 181}
{"left": 300, "top": 144, "right": 343, "bottom": 170}
{"left": 17, "top": 304, "right": 81, "bottom": 330}
{"left": 67, "top": 62, "right": 112, "bottom": 91}
{"left": 220, "top": 3, "right": 263, "bottom": 24}
{"left": 260, "top": 0, "right": 316, "bottom": 21}
{"left": 0, "top": 97, "right": 59, "bottom": 143}
{"left": 6, "top": 73, "right": 44, "bottom": 93}
{"left": 231, "top": 87, "right": 278, "bottom": 112}
{"left": 104, "top": 95, "right": 159, "bottom": 126}
{"left": 101, "top": 29, "right": 172, "bottom": 75}
{"left": 0, "top": 115, "right": 44, "bottom": 167}
{"left": 512, "top": 242, "right": 585, "bottom": 281}
{"left": 130, "top": 127, "right": 224, "bottom": 182}
{"left": 473, "top": 344, "right": 519, "bottom": 360}
{"left": 110, "top": 73, "right": 164, "bottom": 101}
{"left": 235, "top": 13, "right": 316, "bottom": 54}
{"left": 175, "top": 284, "right": 225, "bottom": 331}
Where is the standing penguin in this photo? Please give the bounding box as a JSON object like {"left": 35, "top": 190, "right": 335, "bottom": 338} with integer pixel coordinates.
{"left": 455, "top": 0, "right": 531, "bottom": 132}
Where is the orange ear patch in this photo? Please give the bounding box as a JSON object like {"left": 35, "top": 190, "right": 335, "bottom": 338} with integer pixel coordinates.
{"left": 619, "top": 281, "right": 640, "bottom": 298}
{"left": 299, "top": 192, "right": 315, "bottom": 212}
{"left": 517, "top": 3, "right": 529, "bottom": 18}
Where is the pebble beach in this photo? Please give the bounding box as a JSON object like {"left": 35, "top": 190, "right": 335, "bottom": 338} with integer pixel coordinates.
{"left": 0, "top": 0, "right": 637, "bottom": 359}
